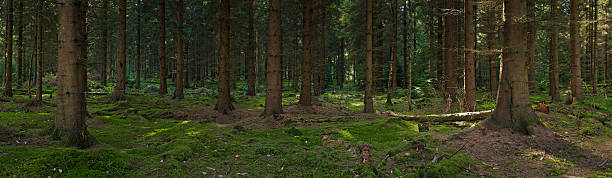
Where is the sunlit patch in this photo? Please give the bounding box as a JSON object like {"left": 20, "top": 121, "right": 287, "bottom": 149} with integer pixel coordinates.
{"left": 337, "top": 129, "right": 354, "bottom": 140}
{"left": 146, "top": 128, "right": 170, "bottom": 137}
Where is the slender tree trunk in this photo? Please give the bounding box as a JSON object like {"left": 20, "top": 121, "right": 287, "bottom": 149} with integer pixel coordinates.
{"left": 387, "top": 0, "right": 398, "bottom": 105}
{"left": 159, "top": 0, "right": 168, "bottom": 95}
{"left": 526, "top": 0, "right": 536, "bottom": 93}
{"left": 364, "top": 0, "right": 374, "bottom": 113}
{"left": 428, "top": 0, "right": 435, "bottom": 90}
{"left": 247, "top": 0, "right": 256, "bottom": 96}
{"left": 444, "top": 0, "right": 458, "bottom": 105}
{"left": 569, "top": 0, "right": 582, "bottom": 102}
{"left": 320, "top": 1, "right": 327, "bottom": 93}
{"left": 136, "top": 0, "right": 142, "bottom": 90}
{"left": 174, "top": 0, "right": 184, "bottom": 99}
{"left": 464, "top": 0, "right": 476, "bottom": 112}
{"left": 488, "top": 3, "right": 498, "bottom": 97}
{"left": 482, "top": 0, "right": 536, "bottom": 134}
{"left": 339, "top": 38, "right": 345, "bottom": 89}
{"left": 264, "top": 0, "right": 282, "bottom": 114}
{"left": 312, "top": 1, "right": 320, "bottom": 96}
{"left": 549, "top": 0, "right": 560, "bottom": 101}
{"left": 591, "top": 0, "right": 598, "bottom": 94}
{"left": 17, "top": 0, "right": 23, "bottom": 88}
{"left": 100, "top": 0, "right": 108, "bottom": 86}
{"left": 111, "top": 0, "right": 127, "bottom": 100}
{"left": 375, "top": 21, "right": 384, "bottom": 93}
{"left": 36, "top": 0, "right": 43, "bottom": 102}
{"left": 55, "top": 0, "right": 94, "bottom": 148}
{"left": 4, "top": 0, "right": 14, "bottom": 97}
{"left": 299, "top": 0, "right": 313, "bottom": 106}
{"left": 436, "top": 1, "right": 444, "bottom": 92}
{"left": 215, "top": 0, "right": 234, "bottom": 114}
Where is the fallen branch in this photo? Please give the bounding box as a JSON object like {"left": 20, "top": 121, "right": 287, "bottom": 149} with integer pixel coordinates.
{"left": 387, "top": 110, "right": 493, "bottom": 122}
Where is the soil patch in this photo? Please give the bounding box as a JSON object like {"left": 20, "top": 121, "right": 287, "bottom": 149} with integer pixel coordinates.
{"left": 441, "top": 118, "right": 609, "bottom": 177}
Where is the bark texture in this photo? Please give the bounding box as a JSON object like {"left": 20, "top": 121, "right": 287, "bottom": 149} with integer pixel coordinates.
{"left": 159, "top": 0, "right": 168, "bottom": 95}
{"left": 569, "top": 0, "right": 582, "bottom": 101}
{"left": 175, "top": 0, "right": 184, "bottom": 99}
{"left": 215, "top": 0, "right": 235, "bottom": 114}
{"left": 247, "top": 0, "right": 256, "bottom": 96}
{"left": 463, "top": 0, "right": 476, "bottom": 112}
{"left": 299, "top": 0, "right": 313, "bottom": 106}
{"left": 549, "top": 0, "right": 560, "bottom": 101}
{"left": 444, "top": 0, "right": 458, "bottom": 105}
{"left": 364, "top": 0, "right": 374, "bottom": 113}
{"left": 4, "top": 0, "right": 14, "bottom": 97}
{"left": 111, "top": 0, "right": 127, "bottom": 101}
{"left": 264, "top": 0, "right": 283, "bottom": 115}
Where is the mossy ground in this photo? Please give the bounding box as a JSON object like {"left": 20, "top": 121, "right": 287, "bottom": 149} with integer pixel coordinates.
{"left": 0, "top": 84, "right": 610, "bottom": 177}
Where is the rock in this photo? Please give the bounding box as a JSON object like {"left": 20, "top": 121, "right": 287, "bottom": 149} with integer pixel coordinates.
{"left": 194, "top": 88, "right": 209, "bottom": 94}
{"left": 145, "top": 84, "right": 160, "bottom": 93}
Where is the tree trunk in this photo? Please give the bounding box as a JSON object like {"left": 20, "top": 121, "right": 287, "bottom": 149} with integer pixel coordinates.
{"left": 364, "top": 0, "right": 374, "bottom": 113}
{"left": 17, "top": 0, "right": 23, "bottom": 88}
{"left": 264, "top": 0, "right": 283, "bottom": 115}
{"left": 215, "top": 0, "right": 234, "bottom": 114}
{"left": 463, "top": 0, "right": 476, "bottom": 112}
{"left": 569, "top": 0, "right": 582, "bottom": 102}
{"left": 159, "top": 0, "right": 168, "bottom": 95}
{"left": 428, "top": 0, "right": 435, "bottom": 90}
{"left": 591, "top": 0, "right": 598, "bottom": 94}
{"left": 386, "top": 0, "right": 398, "bottom": 105}
{"left": 549, "top": 0, "right": 560, "bottom": 101}
{"left": 320, "top": 0, "right": 327, "bottom": 94}
{"left": 4, "top": 0, "right": 14, "bottom": 97}
{"left": 299, "top": 0, "right": 313, "bottom": 106}
{"left": 55, "top": 0, "right": 94, "bottom": 148}
{"left": 312, "top": 1, "right": 320, "bottom": 96}
{"left": 526, "top": 0, "right": 536, "bottom": 93}
{"left": 36, "top": 0, "right": 43, "bottom": 102}
{"left": 436, "top": 1, "right": 444, "bottom": 92}
{"left": 174, "top": 0, "right": 184, "bottom": 99}
{"left": 247, "top": 0, "right": 256, "bottom": 96}
{"left": 482, "top": 0, "right": 537, "bottom": 135}
{"left": 488, "top": 3, "right": 498, "bottom": 97}
{"left": 136, "top": 0, "right": 142, "bottom": 90}
{"left": 100, "top": 0, "right": 108, "bottom": 86}
{"left": 444, "top": 0, "right": 458, "bottom": 105}
{"left": 111, "top": 0, "right": 127, "bottom": 101}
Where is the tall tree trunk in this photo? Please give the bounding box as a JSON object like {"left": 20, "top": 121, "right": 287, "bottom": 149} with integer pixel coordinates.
{"left": 482, "top": 0, "right": 536, "bottom": 135}
{"left": 526, "top": 0, "right": 536, "bottom": 93}
{"left": 159, "top": 0, "right": 168, "bottom": 95}
{"left": 364, "top": 0, "right": 374, "bottom": 113}
{"left": 312, "top": 1, "right": 320, "bottom": 96}
{"left": 591, "top": 0, "right": 598, "bottom": 94}
{"left": 36, "top": 0, "right": 43, "bottom": 102}
{"left": 375, "top": 21, "right": 384, "bottom": 93}
{"left": 444, "top": 0, "right": 458, "bottom": 105}
{"left": 339, "top": 38, "right": 345, "bottom": 89}
{"left": 17, "top": 0, "right": 23, "bottom": 88}
{"left": 247, "top": 0, "right": 256, "bottom": 96}
{"left": 111, "top": 0, "right": 127, "bottom": 100}
{"left": 387, "top": 0, "right": 398, "bottom": 105}
{"left": 136, "top": 0, "right": 142, "bottom": 90}
{"left": 175, "top": 0, "right": 184, "bottom": 99}
{"left": 215, "top": 0, "right": 234, "bottom": 114}
{"left": 436, "top": 1, "right": 444, "bottom": 92}
{"left": 4, "top": 0, "right": 14, "bottom": 97}
{"left": 265, "top": 0, "right": 282, "bottom": 115}
{"left": 55, "top": 0, "right": 94, "bottom": 148}
{"left": 428, "top": 0, "right": 435, "bottom": 90}
{"left": 464, "top": 0, "right": 476, "bottom": 112}
{"left": 100, "top": 0, "right": 108, "bottom": 86}
{"left": 549, "top": 0, "right": 560, "bottom": 101}
{"left": 320, "top": 0, "right": 327, "bottom": 93}
{"left": 299, "top": 0, "right": 313, "bottom": 106}
{"left": 488, "top": 2, "right": 498, "bottom": 97}
{"left": 569, "top": 0, "right": 582, "bottom": 102}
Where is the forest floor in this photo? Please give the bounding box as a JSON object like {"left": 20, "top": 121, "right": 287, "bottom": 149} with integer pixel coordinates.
{"left": 0, "top": 85, "right": 610, "bottom": 177}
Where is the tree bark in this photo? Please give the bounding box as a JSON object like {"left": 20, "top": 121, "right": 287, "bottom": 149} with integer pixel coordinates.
{"left": 444, "top": 0, "right": 458, "bottom": 105}
{"left": 364, "top": 0, "right": 374, "bottom": 113}
{"left": 299, "top": 0, "right": 313, "bottom": 106}
{"left": 591, "top": 0, "right": 598, "bottom": 94}
{"left": 481, "top": 0, "right": 537, "bottom": 135}
{"left": 488, "top": 2, "right": 498, "bottom": 97}
{"left": 136, "top": 0, "right": 142, "bottom": 90}
{"left": 111, "top": 0, "right": 127, "bottom": 100}
{"left": 159, "top": 0, "right": 168, "bottom": 95}
{"left": 36, "top": 0, "right": 43, "bottom": 102}
{"left": 405, "top": 0, "right": 412, "bottom": 110}
{"left": 428, "top": 0, "right": 435, "bottom": 90}
{"left": 320, "top": 0, "right": 327, "bottom": 93}
{"left": 175, "top": 0, "right": 184, "bottom": 99}
{"left": 312, "top": 1, "right": 320, "bottom": 96}
{"left": 55, "top": 0, "right": 94, "bottom": 148}
{"left": 549, "top": 0, "right": 560, "bottom": 101}
{"left": 215, "top": 0, "right": 234, "bottom": 114}
{"left": 436, "top": 0, "right": 444, "bottom": 92}
{"left": 386, "top": 0, "right": 398, "bottom": 105}
{"left": 464, "top": 0, "right": 476, "bottom": 112}
{"left": 569, "top": 0, "right": 582, "bottom": 101}
{"left": 17, "top": 0, "right": 23, "bottom": 88}
{"left": 100, "top": 0, "right": 108, "bottom": 86}
{"left": 4, "top": 0, "right": 14, "bottom": 97}
{"left": 526, "top": 0, "right": 536, "bottom": 93}
{"left": 265, "top": 0, "right": 283, "bottom": 115}
{"left": 247, "top": 0, "right": 256, "bottom": 96}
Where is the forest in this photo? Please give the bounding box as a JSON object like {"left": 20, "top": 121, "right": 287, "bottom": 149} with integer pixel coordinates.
{"left": 0, "top": 0, "right": 610, "bottom": 177}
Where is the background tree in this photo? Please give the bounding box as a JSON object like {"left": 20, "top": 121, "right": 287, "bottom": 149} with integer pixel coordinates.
{"left": 299, "top": 0, "right": 313, "bottom": 107}
{"left": 158, "top": 0, "right": 168, "bottom": 95}
{"left": 111, "top": 0, "right": 127, "bottom": 101}
{"left": 444, "top": 0, "right": 458, "bottom": 105}
{"left": 17, "top": 0, "right": 23, "bottom": 88}
{"left": 569, "top": 0, "right": 582, "bottom": 102}
{"left": 364, "top": 0, "right": 374, "bottom": 113}
{"left": 549, "top": 0, "right": 560, "bottom": 101}
{"left": 136, "top": 0, "right": 142, "bottom": 90}
{"left": 463, "top": 0, "right": 476, "bottom": 112}
{"left": 247, "top": 0, "right": 256, "bottom": 96}
{"left": 526, "top": 0, "right": 535, "bottom": 93}
{"left": 4, "top": 0, "right": 14, "bottom": 97}
{"left": 175, "top": 0, "right": 184, "bottom": 99}
{"left": 386, "top": 0, "right": 398, "bottom": 105}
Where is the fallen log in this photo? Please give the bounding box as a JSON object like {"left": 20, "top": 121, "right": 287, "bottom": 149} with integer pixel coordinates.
{"left": 386, "top": 110, "right": 493, "bottom": 122}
